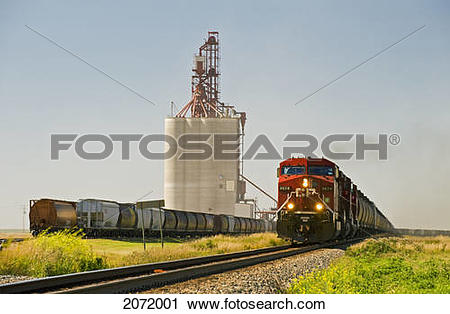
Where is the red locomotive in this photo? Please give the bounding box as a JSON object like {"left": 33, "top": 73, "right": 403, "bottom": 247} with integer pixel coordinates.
{"left": 276, "top": 157, "right": 393, "bottom": 243}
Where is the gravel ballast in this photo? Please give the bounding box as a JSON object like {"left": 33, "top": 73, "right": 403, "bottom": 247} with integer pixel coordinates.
{"left": 0, "top": 275, "right": 34, "bottom": 285}
{"left": 143, "top": 248, "right": 345, "bottom": 294}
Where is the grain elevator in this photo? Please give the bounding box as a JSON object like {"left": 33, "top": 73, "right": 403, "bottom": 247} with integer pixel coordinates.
{"left": 164, "top": 32, "right": 252, "bottom": 217}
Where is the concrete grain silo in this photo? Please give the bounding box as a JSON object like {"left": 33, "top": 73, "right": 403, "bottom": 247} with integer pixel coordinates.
{"left": 164, "top": 117, "right": 240, "bottom": 215}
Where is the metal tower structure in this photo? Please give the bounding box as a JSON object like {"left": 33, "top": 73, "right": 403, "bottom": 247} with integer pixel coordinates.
{"left": 176, "top": 31, "right": 226, "bottom": 118}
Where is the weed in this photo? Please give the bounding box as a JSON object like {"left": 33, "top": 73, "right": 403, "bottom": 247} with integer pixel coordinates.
{"left": 287, "top": 237, "right": 450, "bottom": 294}
{"left": 0, "top": 230, "right": 107, "bottom": 277}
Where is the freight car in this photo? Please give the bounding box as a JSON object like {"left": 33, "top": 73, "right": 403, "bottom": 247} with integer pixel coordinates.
{"left": 29, "top": 199, "right": 77, "bottom": 236}
{"left": 29, "top": 198, "right": 275, "bottom": 237}
{"left": 276, "top": 157, "right": 394, "bottom": 243}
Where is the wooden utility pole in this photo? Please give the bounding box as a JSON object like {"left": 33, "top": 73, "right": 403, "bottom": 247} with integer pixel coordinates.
{"left": 159, "top": 205, "right": 164, "bottom": 248}
{"left": 140, "top": 203, "right": 146, "bottom": 250}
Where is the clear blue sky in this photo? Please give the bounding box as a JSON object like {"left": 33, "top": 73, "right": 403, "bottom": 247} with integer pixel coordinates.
{"left": 1, "top": 0, "right": 449, "bottom": 229}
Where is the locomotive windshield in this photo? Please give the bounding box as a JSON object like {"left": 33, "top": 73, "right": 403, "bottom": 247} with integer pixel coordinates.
{"left": 281, "top": 166, "right": 305, "bottom": 175}
{"left": 308, "top": 166, "right": 334, "bottom": 176}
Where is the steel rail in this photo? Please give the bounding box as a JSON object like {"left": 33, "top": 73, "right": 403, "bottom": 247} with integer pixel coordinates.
{"left": 58, "top": 239, "right": 361, "bottom": 294}
{"left": 0, "top": 245, "right": 291, "bottom": 294}
{"left": 59, "top": 245, "right": 323, "bottom": 294}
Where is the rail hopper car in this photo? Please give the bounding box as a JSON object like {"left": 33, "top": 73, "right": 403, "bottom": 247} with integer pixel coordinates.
{"left": 29, "top": 199, "right": 77, "bottom": 235}
{"left": 276, "top": 157, "right": 394, "bottom": 243}
{"left": 29, "top": 198, "right": 276, "bottom": 237}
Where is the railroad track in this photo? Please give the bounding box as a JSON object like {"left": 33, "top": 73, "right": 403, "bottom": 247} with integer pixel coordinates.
{"left": 0, "top": 239, "right": 361, "bottom": 294}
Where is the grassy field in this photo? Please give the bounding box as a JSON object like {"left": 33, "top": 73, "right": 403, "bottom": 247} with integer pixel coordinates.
{"left": 109, "top": 232, "right": 286, "bottom": 267}
{"left": 287, "top": 236, "right": 450, "bottom": 294}
{"left": 88, "top": 237, "right": 185, "bottom": 257}
{"left": 0, "top": 230, "right": 286, "bottom": 277}
{"left": 0, "top": 230, "right": 31, "bottom": 239}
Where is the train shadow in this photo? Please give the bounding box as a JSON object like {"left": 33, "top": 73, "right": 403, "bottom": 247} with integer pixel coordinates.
{"left": 290, "top": 238, "right": 367, "bottom": 250}
{"left": 96, "top": 236, "right": 186, "bottom": 244}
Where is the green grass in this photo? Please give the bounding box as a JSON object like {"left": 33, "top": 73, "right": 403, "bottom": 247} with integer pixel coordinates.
{"left": 287, "top": 236, "right": 450, "bottom": 294}
{"left": 109, "top": 233, "right": 286, "bottom": 267}
{"left": 88, "top": 237, "right": 185, "bottom": 257}
{"left": 0, "top": 231, "right": 286, "bottom": 277}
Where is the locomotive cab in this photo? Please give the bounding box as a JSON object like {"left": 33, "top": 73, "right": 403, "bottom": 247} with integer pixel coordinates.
{"left": 276, "top": 158, "right": 339, "bottom": 243}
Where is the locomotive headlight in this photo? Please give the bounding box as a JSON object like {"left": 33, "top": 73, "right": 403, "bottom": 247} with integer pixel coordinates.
{"left": 302, "top": 178, "right": 309, "bottom": 188}
{"left": 315, "top": 203, "right": 324, "bottom": 211}
{"left": 287, "top": 203, "right": 295, "bottom": 210}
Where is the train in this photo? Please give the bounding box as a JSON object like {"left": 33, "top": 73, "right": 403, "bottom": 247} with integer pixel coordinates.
{"left": 29, "top": 157, "right": 393, "bottom": 242}
{"left": 276, "top": 157, "right": 394, "bottom": 243}
{"left": 29, "top": 198, "right": 276, "bottom": 237}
